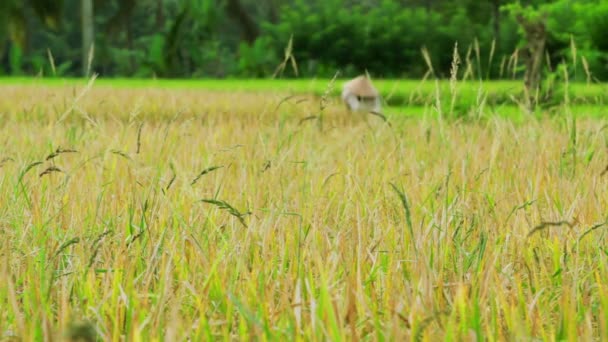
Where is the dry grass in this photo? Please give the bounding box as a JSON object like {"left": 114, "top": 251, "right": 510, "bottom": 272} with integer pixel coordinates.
{"left": 2, "top": 84, "right": 608, "bottom": 340}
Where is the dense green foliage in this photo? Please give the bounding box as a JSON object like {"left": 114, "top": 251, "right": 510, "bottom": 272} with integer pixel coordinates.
{"left": 1, "top": 0, "right": 607, "bottom": 79}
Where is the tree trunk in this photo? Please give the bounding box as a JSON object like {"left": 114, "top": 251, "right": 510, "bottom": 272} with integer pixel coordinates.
{"left": 492, "top": 0, "right": 500, "bottom": 40}
{"left": 81, "top": 0, "right": 94, "bottom": 77}
{"left": 516, "top": 13, "right": 547, "bottom": 111}
{"left": 225, "top": 0, "right": 259, "bottom": 44}
{"left": 156, "top": 0, "right": 164, "bottom": 28}
{"left": 267, "top": 0, "right": 279, "bottom": 24}
{"left": 126, "top": 19, "right": 134, "bottom": 74}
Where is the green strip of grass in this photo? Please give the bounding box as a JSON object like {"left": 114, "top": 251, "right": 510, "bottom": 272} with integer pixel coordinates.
{"left": 1, "top": 77, "right": 607, "bottom": 105}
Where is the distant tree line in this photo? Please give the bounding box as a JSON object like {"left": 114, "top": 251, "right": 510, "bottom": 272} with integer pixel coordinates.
{"left": 0, "top": 0, "right": 606, "bottom": 80}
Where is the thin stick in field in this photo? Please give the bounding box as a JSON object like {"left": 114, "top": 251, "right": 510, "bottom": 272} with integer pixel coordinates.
{"left": 165, "top": 163, "right": 177, "bottom": 192}
{"left": 369, "top": 110, "right": 391, "bottom": 126}
{"left": 298, "top": 115, "right": 318, "bottom": 125}
{"left": 57, "top": 73, "right": 98, "bottom": 123}
{"left": 52, "top": 237, "right": 80, "bottom": 259}
{"left": 39, "top": 166, "right": 63, "bottom": 177}
{"left": 527, "top": 220, "right": 575, "bottom": 238}
{"left": 136, "top": 122, "right": 144, "bottom": 154}
{"left": 46, "top": 147, "right": 78, "bottom": 161}
{"left": 578, "top": 219, "right": 608, "bottom": 242}
{"left": 191, "top": 166, "right": 224, "bottom": 185}
{"left": 274, "top": 94, "right": 297, "bottom": 113}
{"left": 110, "top": 149, "right": 131, "bottom": 160}
{"left": 200, "top": 199, "right": 250, "bottom": 228}
{"left": 0, "top": 157, "right": 14, "bottom": 168}
{"left": 19, "top": 161, "right": 43, "bottom": 181}
{"left": 601, "top": 164, "right": 608, "bottom": 176}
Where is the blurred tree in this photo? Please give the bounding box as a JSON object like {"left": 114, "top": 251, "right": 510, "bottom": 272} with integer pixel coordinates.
{"left": 492, "top": 0, "right": 501, "bottom": 40}
{"left": 81, "top": 0, "right": 94, "bottom": 76}
{"left": 225, "top": 0, "right": 259, "bottom": 44}
{"left": 30, "top": 0, "right": 64, "bottom": 29}
{"left": 155, "top": 0, "right": 164, "bottom": 28}
{"left": 0, "top": 0, "right": 606, "bottom": 79}
{"left": 0, "top": 0, "right": 64, "bottom": 74}
{"left": 104, "top": 0, "right": 136, "bottom": 74}
{"left": 0, "top": 0, "right": 63, "bottom": 55}
{"left": 517, "top": 10, "right": 547, "bottom": 109}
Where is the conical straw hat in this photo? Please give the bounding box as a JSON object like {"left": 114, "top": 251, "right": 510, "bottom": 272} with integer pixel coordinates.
{"left": 343, "top": 75, "right": 379, "bottom": 97}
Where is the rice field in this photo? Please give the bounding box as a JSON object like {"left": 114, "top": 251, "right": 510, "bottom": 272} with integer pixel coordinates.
{"left": 1, "top": 79, "right": 608, "bottom": 340}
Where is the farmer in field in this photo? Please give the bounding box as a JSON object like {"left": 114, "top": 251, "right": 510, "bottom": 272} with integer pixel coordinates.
{"left": 341, "top": 75, "right": 382, "bottom": 114}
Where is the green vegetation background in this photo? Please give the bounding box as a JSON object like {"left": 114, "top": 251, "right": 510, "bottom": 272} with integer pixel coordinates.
{"left": 0, "top": 0, "right": 607, "bottom": 80}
